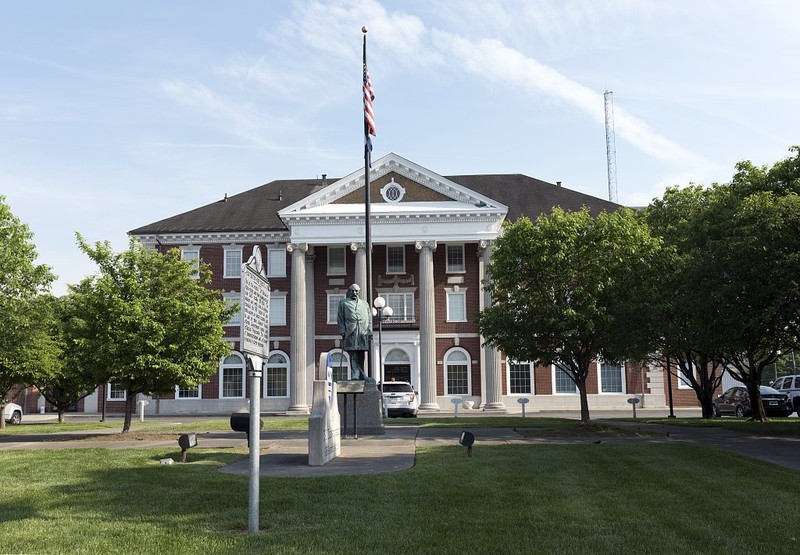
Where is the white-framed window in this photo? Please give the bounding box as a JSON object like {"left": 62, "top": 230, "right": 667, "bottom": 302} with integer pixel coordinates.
{"left": 677, "top": 362, "right": 697, "bottom": 390}
{"left": 175, "top": 384, "right": 201, "bottom": 399}
{"left": 329, "top": 350, "right": 351, "bottom": 382}
{"left": 386, "top": 245, "right": 405, "bottom": 274}
{"left": 327, "top": 293, "right": 346, "bottom": 324}
{"left": 553, "top": 363, "right": 577, "bottom": 394}
{"left": 181, "top": 246, "right": 200, "bottom": 278}
{"left": 446, "top": 288, "right": 467, "bottom": 322}
{"left": 327, "top": 246, "right": 346, "bottom": 275}
{"left": 220, "top": 352, "right": 246, "bottom": 398}
{"left": 267, "top": 247, "right": 286, "bottom": 277}
{"left": 107, "top": 383, "right": 126, "bottom": 401}
{"left": 224, "top": 246, "right": 243, "bottom": 278}
{"left": 223, "top": 293, "right": 241, "bottom": 327}
{"left": 270, "top": 293, "right": 287, "bottom": 326}
{"left": 385, "top": 291, "right": 414, "bottom": 322}
{"left": 508, "top": 361, "right": 534, "bottom": 395}
{"left": 265, "top": 351, "right": 290, "bottom": 398}
{"left": 599, "top": 361, "right": 625, "bottom": 393}
{"left": 446, "top": 244, "right": 465, "bottom": 273}
{"left": 445, "top": 348, "right": 471, "bottom": 396}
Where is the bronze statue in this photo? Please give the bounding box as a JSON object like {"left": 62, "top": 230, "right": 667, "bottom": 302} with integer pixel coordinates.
{"left": 337, "top": 283, "right": 373, "bottom": 379}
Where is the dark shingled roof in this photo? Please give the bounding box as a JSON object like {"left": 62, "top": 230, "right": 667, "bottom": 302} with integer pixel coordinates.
{"left": 129, "top": 174, "right": 619, "bottom": 235}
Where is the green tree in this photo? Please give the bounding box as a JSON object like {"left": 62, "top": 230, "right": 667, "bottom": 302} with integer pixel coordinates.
{"left": 704, "top": 188, "right": 800, "bottom": 420}
{"left": 643, "top": 186, "right": 727, "bottom": 418}
{"left": 0, "top": 196, "right": 55, "bottom": 428}
{"left": 645, "top": 147, "right": 800, "bottom": 421}
{"left": 69, "top": 235, "right": 235, "bottom": 432}
{"left": 32, "top": 295, "right": 98, "bottom": 423}
{"left": 478, "top": 207, "right": 662, "bottom": 423}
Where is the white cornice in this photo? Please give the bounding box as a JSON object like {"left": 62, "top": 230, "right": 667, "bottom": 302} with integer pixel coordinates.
{"left": 133, "top": 231, "right": 289, "bottom": 247}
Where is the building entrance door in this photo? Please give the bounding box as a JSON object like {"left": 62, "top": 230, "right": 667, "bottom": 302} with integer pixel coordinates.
{"left": 384, "top": 363, "right": 411, "bottom": 383}
{"left": 382, "top": 348, "right": 413, "bottom": 383}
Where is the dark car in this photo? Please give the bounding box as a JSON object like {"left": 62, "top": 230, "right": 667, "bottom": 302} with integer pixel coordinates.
{"left": 713, "top": 386, "right": 792, "bottom": 417}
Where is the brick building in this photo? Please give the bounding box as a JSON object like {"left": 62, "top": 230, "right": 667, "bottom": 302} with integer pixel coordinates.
{"left": 83, "top": 152, "right": 683, "bottom": 415}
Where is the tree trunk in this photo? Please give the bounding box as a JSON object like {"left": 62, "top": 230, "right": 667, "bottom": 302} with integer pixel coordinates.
{"left": 58, "top": 409, "right": 65, "bottom": 424}
{"left": 577, "top": 380, "right": 591, "bottom": 423}
{"left": 122, "top": 393, "right": 134, "bottom": 433}
{"left": 700, "top": 397, "right": 715, "bottom": 419}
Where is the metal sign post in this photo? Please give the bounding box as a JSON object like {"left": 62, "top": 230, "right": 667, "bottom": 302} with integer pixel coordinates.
{"left": 240, "top": 247, "right": 270, "bottom": 534}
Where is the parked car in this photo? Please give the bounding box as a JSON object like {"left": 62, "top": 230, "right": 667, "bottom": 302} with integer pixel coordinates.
{"left": 3, "top": 402, "right": 23, "bottom": 425}
{"left": 381, "top": 381, "right": 419, "bottom": 418}
{"left": 712, "top": 386, "right": 792, "bottom": 418}
{"left": 770, "top": 375, "right": 800, "bottom": 417}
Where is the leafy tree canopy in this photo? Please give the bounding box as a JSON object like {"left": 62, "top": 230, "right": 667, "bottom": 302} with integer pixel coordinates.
{"left": 0, "top": 196, "right": 55, "bottom": 426}
{"left": 478, "top": 207, "right": 662, "bottom": 422}
{"left": 69, "top": 234, "right": 235, "bottom": 432}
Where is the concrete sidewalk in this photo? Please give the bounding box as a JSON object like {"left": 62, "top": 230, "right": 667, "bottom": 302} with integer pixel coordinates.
{"left": 2, "top": 420, "right": 798, "bottom": 474}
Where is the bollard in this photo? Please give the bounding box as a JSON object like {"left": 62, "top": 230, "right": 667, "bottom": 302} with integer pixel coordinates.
{"left": 627, "top": 397, "right": 641, "bottom": 418}
{"left": 517, "top": 397, "right": 530, "bottom": 417}
{"left": 450, "top": 397, "right": 462, "bottom": 418}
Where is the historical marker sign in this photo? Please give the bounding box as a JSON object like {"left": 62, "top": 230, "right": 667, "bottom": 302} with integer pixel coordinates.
{"left": 241, "top": 246, "right": 271, "bottom": 357}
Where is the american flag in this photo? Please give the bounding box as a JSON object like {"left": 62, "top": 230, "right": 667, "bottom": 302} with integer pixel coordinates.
{"left": 363, "top": 66, "right": 376, "bottom": 136}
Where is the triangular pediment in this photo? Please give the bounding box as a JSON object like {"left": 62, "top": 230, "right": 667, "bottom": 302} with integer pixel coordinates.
{"left": 278, "top": 153, "right": 507, "bottom": 245}
{"left": 279, "top": 153, "right": 506, "bottom": 215}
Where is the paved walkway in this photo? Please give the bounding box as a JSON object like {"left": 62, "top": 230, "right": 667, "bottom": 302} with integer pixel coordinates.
{"left": 2, "top": 421, "right": 799, "bottom": 475}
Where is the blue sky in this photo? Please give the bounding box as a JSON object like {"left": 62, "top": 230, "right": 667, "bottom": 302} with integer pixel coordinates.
{"left": 3, "top": 0, "right": 798, "bottom": 295}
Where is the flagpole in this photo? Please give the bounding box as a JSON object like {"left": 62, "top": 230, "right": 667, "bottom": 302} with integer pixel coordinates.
{"left": 362, "top": 26, "right": 374, "bottom": 381}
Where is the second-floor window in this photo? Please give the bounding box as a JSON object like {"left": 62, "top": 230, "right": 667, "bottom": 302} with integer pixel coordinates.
{"left": 181, "top": 247, "right": 200, "bottom": 278}
{"left": 446, "top": 244, "right": 465, "bottom": 273}
{"left": 386, "top": 245, "right": 405, "bottom": 274}
{"left": 328, "top": 246, "right": 346, "bottom": 275}
{"left": 224, "top": 247, "right": 242, "bottom": 278}
{"left": 268, "top": 247, "right": 286, "bottom": 277}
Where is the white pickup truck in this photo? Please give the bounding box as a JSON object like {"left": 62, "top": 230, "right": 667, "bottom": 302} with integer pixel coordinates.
{"left": 771, "top": 375, "right": 800, "bottom": 417}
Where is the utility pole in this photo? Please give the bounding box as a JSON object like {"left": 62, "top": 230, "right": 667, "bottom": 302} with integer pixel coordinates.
{"left": 604, "top": 90, "right": 618, "bottom": 204}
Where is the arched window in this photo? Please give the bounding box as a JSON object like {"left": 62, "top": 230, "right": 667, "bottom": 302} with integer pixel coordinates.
{"left": 220, "top": 352, "right": 245, "bottom": 398}
{"left": 444, "top": 348, "right": 471, "bottom": 396}
{"left": 265, "top": 351, "right": 290, "bottom": 398}
{"left": 329, "top": 350, "right": 351, "bottom": 382}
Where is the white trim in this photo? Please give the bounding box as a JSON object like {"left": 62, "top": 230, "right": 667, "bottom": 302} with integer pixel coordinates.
{"left": 175, "top": 383, "right": 202, "bottom": 399}
{"left": 269, "top": 293, "right": 287, "bottom": 326}
{"left": 444, "top": 347, "right": 472, "bottom": 396}
{"left": 552, "top": 364, "right": 578, "bottom": 394}
{"left": 597, "top": 360, "right": 626, "bottom": 394}
{"left": 445, "top": 287, "right": 468, "bottom": 322}
{"left": 180, "top": 246, "right": 200, "bottom": 278}
{"left": 219, "top": 352, "right": 246, "bottom": 399}
{"left": 327, "top": 292, "right": 346, "bottom": 324}
{"left": 264, "top": 350, "right": 290, "bottom": 398}
{"left": 386, "top": 245, "right": 406, "bottom": 274}
{"left": 506, "top": 360, "right": 535, "bottom": 395}
{"left": 107, "top": 383, "right": 126, "bottom": 401}
{"left": 327, "top": 245, "right": 347, "bottom": 276}
{"left": 445, "top": 243, "right": 466, "bottom": 274}
{"left": 267, "top": 247, "right": 287, "bottom": 277}
{"left": 223, "top": 292, "right": 241, "bottom": 327}
{"left": 223, "top": 245, "right": 243, "bottom": 278}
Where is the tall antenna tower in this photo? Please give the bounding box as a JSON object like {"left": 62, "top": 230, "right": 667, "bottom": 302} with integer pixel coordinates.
{"left": 604, "top": 90, "right": 618, "bottom": 203}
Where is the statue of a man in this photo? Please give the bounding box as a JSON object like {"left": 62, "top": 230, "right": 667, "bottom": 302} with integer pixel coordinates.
{"left": 337, "top": 283, "right": 373, "bottom": 379}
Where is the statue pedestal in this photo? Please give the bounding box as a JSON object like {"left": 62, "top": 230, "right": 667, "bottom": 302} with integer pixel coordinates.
{"left": 337, "top": 379, "right": 385, "bottom": 436}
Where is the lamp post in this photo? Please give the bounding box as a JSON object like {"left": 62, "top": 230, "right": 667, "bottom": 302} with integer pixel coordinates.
{"left": 372, "top": 297, "right": 393, "bottom": 388}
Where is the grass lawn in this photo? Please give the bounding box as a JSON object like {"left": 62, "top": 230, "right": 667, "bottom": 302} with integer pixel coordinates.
{"left": 1, "top": 429, "right": 798, "bottom": 554}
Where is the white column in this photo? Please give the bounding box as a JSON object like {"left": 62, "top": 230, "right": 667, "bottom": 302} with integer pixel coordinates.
{"left": 351, "top": 242, "right": 367, "bottom": 294}
{"left": 287, "top": 242, "right": 309, "bottom": 413}
{"left": 416, "top": 240, "right": 439, "bottom": 411}
{"left": 479, "top": 240, "right": 506, "bottom": 411}
{"left": 304, "top": 247, "right": 316, "bottom": 405}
